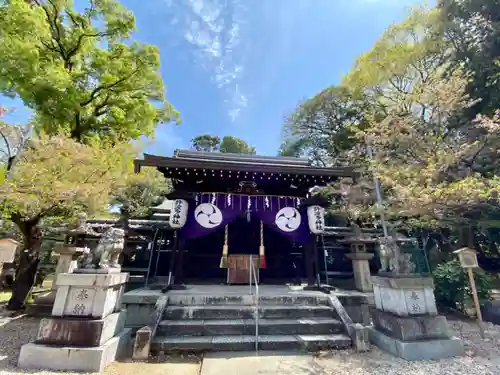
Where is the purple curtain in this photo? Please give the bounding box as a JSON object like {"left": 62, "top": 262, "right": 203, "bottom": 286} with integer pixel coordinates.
{"left": 180, "top": 193, "right": 310, "bottom": 244}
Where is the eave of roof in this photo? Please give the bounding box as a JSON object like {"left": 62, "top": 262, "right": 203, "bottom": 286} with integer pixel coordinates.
{"left": 135, "top": 153, "right": 358, "bottom": 179}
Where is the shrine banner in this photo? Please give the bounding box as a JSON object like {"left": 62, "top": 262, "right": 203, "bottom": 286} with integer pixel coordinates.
{"left": 180, "top": 193, "right": 310, "bottom": 244}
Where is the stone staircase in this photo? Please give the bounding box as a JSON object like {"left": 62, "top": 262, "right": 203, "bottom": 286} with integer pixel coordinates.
{"left": 151, "top": 294, "right": 352, "bottom": 353}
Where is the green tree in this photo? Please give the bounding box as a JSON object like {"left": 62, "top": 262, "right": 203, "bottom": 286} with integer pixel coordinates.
{"left": 0, "top": 0, "right": 178, "bottom": 143}
{"left": 0, "top": 134, "right": 131, "bottom": 309}
{"left": 439, "top": 0, "right": 500, "bottom": 118}
{"left": 111, "top": 167, "right": 171, "bottom": 219}
{"left": 219, "top": 136, "right": 256, "bottom": 154}
{"left": 191, "top": 134, "right": 255, "bottom": 154}
{"left": 279, "top": 86, "right": 366, "bottom": 166}
{"left": 191, "top": 134, "right": 221, "bottom": 152}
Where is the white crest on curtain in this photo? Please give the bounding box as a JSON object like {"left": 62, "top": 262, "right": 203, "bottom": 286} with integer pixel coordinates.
{"left": 194, "top": 203, "right": 223, "bottom": 229}
{"left": 275, "top": 207, "right": 301, "bottom": 232}
{"left": 265, "top": 196, "right": 270, "bottom": 209}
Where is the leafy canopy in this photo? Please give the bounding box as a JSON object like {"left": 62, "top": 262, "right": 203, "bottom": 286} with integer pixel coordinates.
{"left": 111, "top": 167, "right": 171, "bottom": 218}
{"left": 191, "top": 134, "right": 256, "bottom": 154}
{"left": 0, "top": 134, "right": 132, "bottom": 223}
{"left": 0, "top": 0, "right": 179, "bottom": 143}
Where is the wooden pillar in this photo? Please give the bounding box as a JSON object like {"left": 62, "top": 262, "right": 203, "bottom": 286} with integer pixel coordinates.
{"left": 174, "top": 237, "right": 186, "bottom": 284}
{"left": 166, "top": 230, "right": 179, "bottom": 286}
{"left": 304, "top": 239, "right": 315, "bottom": 286}
{"left": 312, "top": 234, "right": 320, "bottom": 286}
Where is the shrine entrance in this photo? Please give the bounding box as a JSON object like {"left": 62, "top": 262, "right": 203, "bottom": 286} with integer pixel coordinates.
{"left": 182, "top": 216, "right": 305, "bottom": 284}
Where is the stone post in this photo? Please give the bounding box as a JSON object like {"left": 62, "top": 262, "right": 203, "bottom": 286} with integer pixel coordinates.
{"left": 346, "top": 252, "right": 374, "bottom": 292}
{"left": 368, "top": 275, "right": 464, "bottom": 360}
{"left": 52, "top": 245, "right": 85, "bottom": 288}
{"left": 339, "top": 225, "right": 376, "bottom": 292}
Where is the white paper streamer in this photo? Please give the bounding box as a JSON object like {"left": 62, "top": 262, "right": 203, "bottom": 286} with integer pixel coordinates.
{"left": 265, "top": 196, "right": 270, "bottom": 209}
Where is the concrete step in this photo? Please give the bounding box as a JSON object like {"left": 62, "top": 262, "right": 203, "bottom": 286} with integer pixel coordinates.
{"left": 163, "top": 305, "right": 335, "bottom": 320}
{"left": 151, "top": 334, "right": 351, "bottom": 353}
{"left": 157, "top": 317, "right": 344, "bottom": 336}
{"left": 166, "top": 295, "right": 330, "bottom": 306}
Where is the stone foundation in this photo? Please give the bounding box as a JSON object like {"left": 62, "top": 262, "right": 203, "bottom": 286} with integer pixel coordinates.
{"left": 18, "top": 272, "right": 131, "bottom": 373}
{"left": 19, "top": 328, "right": 131, "bottom": 373}
{"left": 369, "top": 276, "right": 463, "bottom": 360}
{"left": 368, "top": 327, "right": 463, "bottom": 361}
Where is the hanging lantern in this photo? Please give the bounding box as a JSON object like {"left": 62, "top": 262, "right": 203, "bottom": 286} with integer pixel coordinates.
{"left": 169, "top": 199, "right": 189, "bottom": 229}
{"left": 307, "top": 205, "right": 325, "bottom": 234}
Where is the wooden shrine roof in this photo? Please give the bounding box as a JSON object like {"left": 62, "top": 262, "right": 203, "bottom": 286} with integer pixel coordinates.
{"left": 134, "top": 150, "right": 358, "bottom": 195}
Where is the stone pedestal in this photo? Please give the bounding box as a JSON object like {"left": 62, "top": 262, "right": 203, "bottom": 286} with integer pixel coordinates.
{"left": 368, "top": 276, "right": 463, "bottom": 360}
{"left": 18, "top": 272, "right": 131, "bottom": 373}
{"left": 346, "top": 252, "right": 374, "bottom": 292}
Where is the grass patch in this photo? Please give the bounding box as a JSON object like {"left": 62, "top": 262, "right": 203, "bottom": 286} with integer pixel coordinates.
{"left": 0, "top": 291, "right": 11, "bottom": 303}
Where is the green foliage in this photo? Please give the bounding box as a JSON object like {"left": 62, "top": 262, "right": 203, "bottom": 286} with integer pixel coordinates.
{"left": 279, "top": 86, "right": 365, "bottom": 166}
{"left": 191, "top": 134, "right": 221, "bottom": 152}
{"left": 433, "top": 260, "right": 493, "bottom": 311}
{"left": 111, "top": 167, "right": 171, "bottom": 218}
{"left": 0, "top": 134, "right": 132, "bottom": 228}
{"left": 439, "top": 0, "right": 500, "bottom": 118}
{"left": 191, "top": 134, "right": 256, "bottom": 154}
{"left": 219, "top": 136, "right": 256, "bottom": 154}
{"left": 0, "top": 0, "right": 179, "bottom": 143}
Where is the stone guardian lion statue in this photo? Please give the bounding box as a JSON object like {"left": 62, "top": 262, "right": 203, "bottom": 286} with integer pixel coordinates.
{"left": 81, "top": 227, "right": 125, "bottom": 270}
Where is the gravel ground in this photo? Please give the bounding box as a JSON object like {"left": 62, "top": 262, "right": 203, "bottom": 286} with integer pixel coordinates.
{"left": 314, "top": 320, "right": 500, "bottom": 375}
{"left": 0, "top": 306, "right": 499, "bottom": 375}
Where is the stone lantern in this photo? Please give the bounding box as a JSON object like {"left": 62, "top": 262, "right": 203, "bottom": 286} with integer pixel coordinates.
{"left": 50, "top": 213, "right": 89, "bottom": 295}
{"left": 339, "top": 224, "right": 376, "bottom": 292}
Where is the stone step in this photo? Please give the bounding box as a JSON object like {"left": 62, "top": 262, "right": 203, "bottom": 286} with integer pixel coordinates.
{"left": 157, "top": 317, "right": 344, "bottom": 336}
{"left": 166, "top": 295, "right": 330, "bottom": 306}
{"left": 163, "top": 305, "right": 335, "bottom": 320}
{"left": 151, "top": 334, "right": 351, "bottom": 353}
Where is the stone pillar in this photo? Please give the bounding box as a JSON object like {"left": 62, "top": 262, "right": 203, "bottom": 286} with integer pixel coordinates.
{"left": 18, "top": 271, "right": 131, "bottom": 373}
{"left": 346, "top": 252, "right": 374, "bottom": 292}
{"left": 52, "top": 247, "right": 79, "bottom": 287}
{"left": 368, "top": 276, "right": 464, "bottom": 361}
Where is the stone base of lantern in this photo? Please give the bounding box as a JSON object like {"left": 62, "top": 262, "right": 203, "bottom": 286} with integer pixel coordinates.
{"left": 346, "top": 252, "right": 374, "bottom": 292}
{"left": 18, "top": 272, "right": 131, "bottom": 373}
{"left": 368, "top": 275, "right": 463, "bottom": 360}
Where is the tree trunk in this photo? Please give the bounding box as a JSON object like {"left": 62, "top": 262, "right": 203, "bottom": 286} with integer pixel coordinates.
{"left": 7, "top": 218, "right": 42, "bottom": 311}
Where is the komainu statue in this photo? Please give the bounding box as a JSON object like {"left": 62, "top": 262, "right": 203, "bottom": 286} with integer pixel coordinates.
{"left": 81, "top": 227, "right": 125, "bottom": 270}
{"left": 377, "top": 236, "right": 400, "bottom": 273}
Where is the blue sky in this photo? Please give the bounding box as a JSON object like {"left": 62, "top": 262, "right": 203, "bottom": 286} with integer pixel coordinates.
{"left": 1, "top": 0, "right": 429, "bottom": 156}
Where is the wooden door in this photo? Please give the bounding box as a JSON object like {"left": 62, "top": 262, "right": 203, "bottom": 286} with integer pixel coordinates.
{"left": 227, "top": 255, "right": 259, "bottom": 284}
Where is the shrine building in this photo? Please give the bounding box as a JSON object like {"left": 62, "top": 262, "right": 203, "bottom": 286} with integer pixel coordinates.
{"left": 132, "top": 150, "right": 360, "bottom": 287}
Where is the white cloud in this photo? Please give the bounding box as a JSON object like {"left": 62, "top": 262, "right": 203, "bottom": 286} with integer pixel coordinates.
{"left": 166, "top": 0, "right": 248, "bottom": 121}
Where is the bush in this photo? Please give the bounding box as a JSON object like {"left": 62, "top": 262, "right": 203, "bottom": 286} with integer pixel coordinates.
{"left": 433, "top": 259, "right": 493, "bottom": 311}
